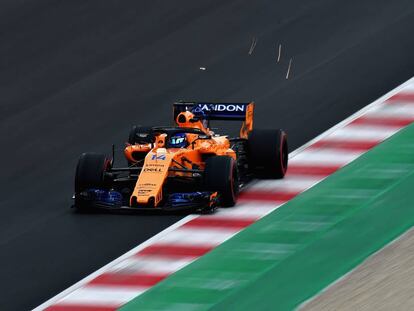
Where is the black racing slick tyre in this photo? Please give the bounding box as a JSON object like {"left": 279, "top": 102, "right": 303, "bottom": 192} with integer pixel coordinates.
{"left": 128, "top": 126, "right": 153, "bottom": 145}
{"left": 204, "top": 156, "right": 239, "bottom": 207}
{"left": 127, "top": 126, "right": 153, "bottom": 166}
{"left": 75, "top": 153, "right": 111, "bottom": 207}
{"left": 248, "top": 129, "right": 288, "bottom": 179}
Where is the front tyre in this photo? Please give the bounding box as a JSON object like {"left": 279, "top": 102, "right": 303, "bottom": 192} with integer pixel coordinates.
{"left": 204, "top": 156, "right": 239, "bottom": 207}
{"left": 127, "top": 126, "right": 153, "bottom": 166}
{"left": 128, "top": 125, "right": 153, "bottom": 145}
{"left": 248, "top": 129, "right": 288, "bottom": 178}
{"left": 75, "top": 153, "right": 111, "bottom": 208}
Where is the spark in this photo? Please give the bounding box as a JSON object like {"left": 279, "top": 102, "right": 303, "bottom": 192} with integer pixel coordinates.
{"left": 277, "top": 44, "right": 282, "bottom": 62}
{"left": 286, "top": 58, "right": 293, "bottom": 79}
{"left": 248, "top": 37, "right": 258, "bottom": 55}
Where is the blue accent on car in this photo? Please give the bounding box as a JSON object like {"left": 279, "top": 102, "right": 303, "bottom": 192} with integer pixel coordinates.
{"left": 168, "top": 192, "right": 211, "bottom": 207}
{"left": 86, "top": 189, "right": 123, "bottom": 206}
{"left": 151, "top": 154, "right": 166, "bottom": 160}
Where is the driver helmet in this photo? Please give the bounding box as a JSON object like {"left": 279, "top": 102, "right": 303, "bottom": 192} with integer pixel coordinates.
{"left": 169, "top": 132, "right": 188, "bottom": 148}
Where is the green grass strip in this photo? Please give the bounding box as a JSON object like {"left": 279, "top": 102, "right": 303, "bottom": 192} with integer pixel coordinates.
{"left": 121, "top": 123, "right": 414, "bottom": 311}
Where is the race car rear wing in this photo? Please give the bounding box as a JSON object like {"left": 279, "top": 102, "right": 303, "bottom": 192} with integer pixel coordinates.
{"left": 173, "top": 101, "right": 254, "bottom": 138}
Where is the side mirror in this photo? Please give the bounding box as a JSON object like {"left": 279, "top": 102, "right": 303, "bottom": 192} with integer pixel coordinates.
{"left": 191, "top": 134, "right": 211, "bottom": 149}
{"left": 198, "top": 134, "right": 211, "bottom": 139}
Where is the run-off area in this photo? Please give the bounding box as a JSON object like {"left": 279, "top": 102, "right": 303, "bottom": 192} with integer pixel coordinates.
{"left": 120, "top": 123, "right": 414, "bottom": 311}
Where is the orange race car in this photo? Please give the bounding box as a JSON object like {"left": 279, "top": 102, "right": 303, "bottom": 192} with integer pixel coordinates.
{"left": 74, "top": 102, "right": 288, "bottom": 212}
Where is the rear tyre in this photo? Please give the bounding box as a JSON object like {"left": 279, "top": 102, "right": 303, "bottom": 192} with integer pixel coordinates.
{"left": 204, "top": 156, "right": 238, "bottom": 207}
{"left": 248, "top": 129, "right": 288, "bottom": 178}
{"left": 75, "top": 153, "right": 111, "bottom": 208}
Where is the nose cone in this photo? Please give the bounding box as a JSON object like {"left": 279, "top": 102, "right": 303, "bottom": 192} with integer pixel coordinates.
{"left": 130, "top": 150, "right": 171, "bottom": 207}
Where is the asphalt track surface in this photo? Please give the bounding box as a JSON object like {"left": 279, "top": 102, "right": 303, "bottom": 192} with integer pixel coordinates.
{"left": 1, "top": 1, "right": 414, "bottom": 310}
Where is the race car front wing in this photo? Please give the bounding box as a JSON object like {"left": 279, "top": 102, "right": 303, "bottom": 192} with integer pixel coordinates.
{"left": 74, "top": 189, "right": 218, "bottom": 212}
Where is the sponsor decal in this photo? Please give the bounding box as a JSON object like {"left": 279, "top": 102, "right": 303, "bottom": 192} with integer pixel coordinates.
{"left": 143, "top": 168, "right": 162, "bottom": 173}
{"left": 146, "top": 163, "right": 164, "bottom": 167}
{"left": 137, "top": 189, "right": 151, "bottom": 195}
{"left": 193, "top": 104, "right": 246, "bottom": 114}
{"left": 140, "top": 183, "right": 156, "bottom": 187}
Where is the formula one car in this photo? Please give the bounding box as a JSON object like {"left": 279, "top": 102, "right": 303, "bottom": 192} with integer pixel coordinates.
{"left": 74, "top": 102, "right": 288, "bottom": 212}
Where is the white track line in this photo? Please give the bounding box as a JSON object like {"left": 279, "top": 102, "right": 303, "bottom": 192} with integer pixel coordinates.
{"left": 33, "top": 76, "right": 414, "bottom": 311}
{"left": 249, "top": 176, "right": 322, "bottom": 192}
{"left": 323, "top": 124, "right": 401, "bottom": 141}
{"left": 291, "top": 149, "right": 363, "bottom": 166}
{"left": 56, "top": 286, "right": 146, "bottom": 306}
{"left": 156, "top": 227, "right": 240, "bottom": 246}
{"left": 208, "top": 202, "right": 282, "bottom": 219}
{"left": 109, "top": 256, "right": 195, "bottom": 274}
{"left": 368, "top": 102, "right": 414, "bottom": 118}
